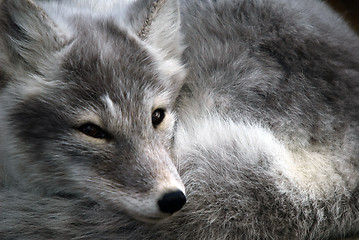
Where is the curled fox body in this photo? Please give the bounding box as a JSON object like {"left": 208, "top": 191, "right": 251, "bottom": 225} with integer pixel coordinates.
{"left": 1, "top": 0, "right": 359, "bottom": 239}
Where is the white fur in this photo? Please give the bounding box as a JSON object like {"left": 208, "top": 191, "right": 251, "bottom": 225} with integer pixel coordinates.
{"left": 175, "top": 113, "right": 358, "bottom": 201}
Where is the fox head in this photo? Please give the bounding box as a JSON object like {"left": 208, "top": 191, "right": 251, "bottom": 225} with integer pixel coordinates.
{"left": 0, "top": 0, "right": 186, "bottom": 222}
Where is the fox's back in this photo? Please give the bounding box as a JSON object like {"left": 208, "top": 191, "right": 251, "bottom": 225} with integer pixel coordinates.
{"left": 179, "top": 0, "right": 359, "bottom": 141}
{"left": 171, "top": 0, "right": 359, "bottom": 238}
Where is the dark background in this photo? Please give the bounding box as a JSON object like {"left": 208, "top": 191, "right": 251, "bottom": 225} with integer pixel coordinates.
{"left": 327, "top": 0, "right": 359, "bottom": 33}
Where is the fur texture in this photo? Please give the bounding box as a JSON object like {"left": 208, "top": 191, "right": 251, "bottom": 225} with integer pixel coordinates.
{"left": 1, "top": 0, "right": 359, "bottom": 239}
{"left": 0, "top": 0, "right": 187, "bottom": 223}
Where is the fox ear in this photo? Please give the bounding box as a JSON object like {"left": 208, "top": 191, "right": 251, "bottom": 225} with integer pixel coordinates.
{"left": 0, "top": 0, "right": 68, "bottom": 75}
{"left": 130, "top": 0, "right": 183, "bottom": 61}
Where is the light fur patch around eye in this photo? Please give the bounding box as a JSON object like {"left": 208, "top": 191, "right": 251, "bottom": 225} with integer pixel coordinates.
{"left": 73, "top": 109, "right": 103, "bottom": 127}
{"left": 72, "top": 110, "right": 111, "bottom": 144}
{"left": 152, "top": 96, "right": 175, "bottom": 131}
{"left": 155, "top": 110, "right": 175, "bottom": 132}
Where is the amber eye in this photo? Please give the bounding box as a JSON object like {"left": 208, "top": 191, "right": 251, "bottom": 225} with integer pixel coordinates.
{"left": 78, "top": 123, "right": 109, "bottom": 139}
{"left": 152, "top": 109, "right": 166, "bottom": 128}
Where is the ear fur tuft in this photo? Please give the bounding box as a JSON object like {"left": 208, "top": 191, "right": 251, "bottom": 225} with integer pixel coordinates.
{"left": 0, "top": 0, "right": 68, "bottom": 75}
{"left": 129, "top": 0, "right": 184, "bottom": 61}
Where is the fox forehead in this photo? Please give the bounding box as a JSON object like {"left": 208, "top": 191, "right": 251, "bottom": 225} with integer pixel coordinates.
{"left": 2, "top": 19, "right": 172, "bottom": 138}
{"left": 59, "top": 19, "right": 165, "bottom": 102}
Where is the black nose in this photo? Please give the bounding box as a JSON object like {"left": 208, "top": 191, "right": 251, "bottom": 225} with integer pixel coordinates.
{"left": 158, "top": 190, "right": 186, "bottom": 214}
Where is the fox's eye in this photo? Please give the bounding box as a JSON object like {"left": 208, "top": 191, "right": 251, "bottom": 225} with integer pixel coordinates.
{"left": 78, "top": 123, "right": 109, "bottom": 139}
{"left": 152, "top": 109, "right": 166, "bottom": 128}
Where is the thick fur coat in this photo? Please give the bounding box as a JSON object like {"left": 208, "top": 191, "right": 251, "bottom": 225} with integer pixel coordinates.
{"left": 0, "top": 0, "right": 359, "bottom": 239}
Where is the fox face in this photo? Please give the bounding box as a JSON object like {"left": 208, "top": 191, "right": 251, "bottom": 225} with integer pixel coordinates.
{"left": 0, "top": 0, "right": 186, "bottom": 222}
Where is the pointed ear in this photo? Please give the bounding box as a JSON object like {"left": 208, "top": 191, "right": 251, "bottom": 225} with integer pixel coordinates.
{"left": 130, "top": 0, "right": 184, "bottom": 61}
{"left": 0, "top": 0, "right": 68, "bottom": 75}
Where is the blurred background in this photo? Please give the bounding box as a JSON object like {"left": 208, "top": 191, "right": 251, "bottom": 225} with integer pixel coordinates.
{"left": 327, "top": 0, "right": 359, "bottom": 33}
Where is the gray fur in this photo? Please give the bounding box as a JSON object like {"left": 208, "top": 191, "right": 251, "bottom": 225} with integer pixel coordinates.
{"left": 0, "top": 0, "right": 186, "bottom": 223}
{"left": 1, "top": 0, "right": 359, "bottom": 239}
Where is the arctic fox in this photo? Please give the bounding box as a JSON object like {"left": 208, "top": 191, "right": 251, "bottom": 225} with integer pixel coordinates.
{"left": 0, "top": 0, "right": 187, "bottom": 224}
{"left": 1, "top": 0, "right": 359, "bottom": 239}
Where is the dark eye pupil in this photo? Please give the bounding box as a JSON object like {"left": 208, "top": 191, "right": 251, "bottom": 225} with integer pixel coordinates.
{"left": 152, "top": 109, "right": 165, "bottom": 127}
{"left": 78, "top": 124, "right": 107, "bottom": 139}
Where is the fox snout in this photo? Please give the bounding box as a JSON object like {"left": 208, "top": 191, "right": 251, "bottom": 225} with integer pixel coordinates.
{"left": 102, "top": 142, "right": 188, "bottom": 223}
{"left": 121, "top": 187, "right": 186, "bottom": 223}
{"left": 158, "top": 190, "right": 187, "bottom": 214}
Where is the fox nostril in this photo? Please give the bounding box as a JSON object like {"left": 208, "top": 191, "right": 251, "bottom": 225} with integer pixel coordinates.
{"left": 158, "top": 190, "right": 186, "bottom": 214}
